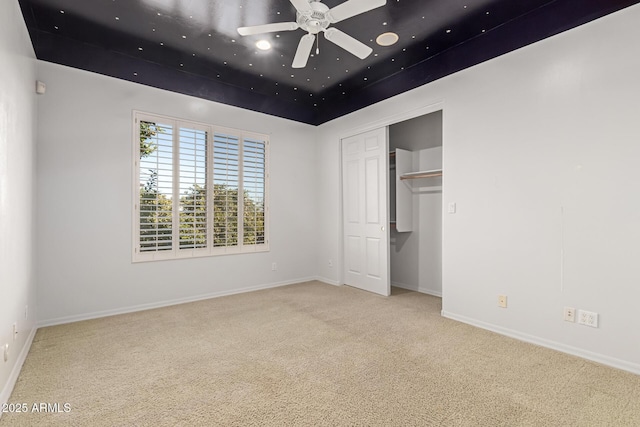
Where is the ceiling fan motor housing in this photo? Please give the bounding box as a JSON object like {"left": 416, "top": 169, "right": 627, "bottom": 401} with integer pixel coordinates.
{"left": 297, "top": 1, "right": 331, "bottom": 34}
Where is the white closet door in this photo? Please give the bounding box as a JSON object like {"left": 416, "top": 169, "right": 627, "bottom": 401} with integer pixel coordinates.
{"left": 342, "top": 127, "right": 390, "bottom": 296}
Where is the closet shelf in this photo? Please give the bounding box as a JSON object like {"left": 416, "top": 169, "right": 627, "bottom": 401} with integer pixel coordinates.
{"left": 399, "top": 169, "right": 443, "bottom": 180}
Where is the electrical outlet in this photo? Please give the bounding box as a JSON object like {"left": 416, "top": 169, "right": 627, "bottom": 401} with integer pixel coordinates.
{"left": 578, "top": 310, "right": 598, "bottom": 328}
{"left": 328, "top": 259, "right": 333, "bottom": 268}
{"left": 3, "top": 344, "right": 8, "bottom": 362}
{"left": 271, "top": 262, "right": 277, "bottom": 271}
{"left": 498, "top": 295, "right": 507, "bottom": 308}
{"left": 12, "top": 323, "right": 18, "bottom": 341}
{"left": 564, "top": 307, "right": 576, "bottom": 322}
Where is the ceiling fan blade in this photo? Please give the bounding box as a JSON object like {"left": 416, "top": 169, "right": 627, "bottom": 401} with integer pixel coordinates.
{"left": 323, "top": 28, "right": 372, "bottom": 59}
{"left": 237, "top": 22, "right": 298, "bottom": 36}
{"left": 327, "top": 0, "right": 386, "bottom": 23}
{"left": 290, "top": 0, "right": 313, "bottom": 14}
{"left": 292, "top": 34, "right": 315, "bottom": 68}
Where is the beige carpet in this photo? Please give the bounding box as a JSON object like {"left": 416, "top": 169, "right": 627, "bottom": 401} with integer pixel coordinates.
{"left": 2, "top": 281, "right": 639, "bottom": 426}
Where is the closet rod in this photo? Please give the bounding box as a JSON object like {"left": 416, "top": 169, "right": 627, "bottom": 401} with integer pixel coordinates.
{"left": 399, "top": 170, "right": 443, "bottom": 180}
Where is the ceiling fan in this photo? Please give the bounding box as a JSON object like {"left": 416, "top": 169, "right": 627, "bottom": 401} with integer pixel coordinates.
{"left": 237, "top": 0, "right": 387, "bottom": 68}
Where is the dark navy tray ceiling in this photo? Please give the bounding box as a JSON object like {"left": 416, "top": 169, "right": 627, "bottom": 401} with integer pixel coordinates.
{"left": 19, "top": 0, "right": 640, "bottom": 125}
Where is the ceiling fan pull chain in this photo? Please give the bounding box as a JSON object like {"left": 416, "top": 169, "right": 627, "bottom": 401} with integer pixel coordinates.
{"left": 316, "top": 34, "right": 320, "bottom": 55}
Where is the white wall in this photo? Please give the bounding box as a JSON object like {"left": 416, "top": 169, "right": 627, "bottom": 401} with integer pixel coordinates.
{"left": 0, "top": 0, "right": 38, "bottom": 406}
{"left": 36, "top": 62, "right": 320, "bottom": 324}
{"left": 316, "top": 4, "right": 640, "bottom": 373}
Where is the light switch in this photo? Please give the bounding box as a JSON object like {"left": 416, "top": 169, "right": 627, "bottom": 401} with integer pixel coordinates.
{"left": 448, "top": 202, "right": 456, "bottom": 214}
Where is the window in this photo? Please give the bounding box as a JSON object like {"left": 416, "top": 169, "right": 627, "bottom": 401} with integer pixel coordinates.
{"left": 133, "top": 112, "right": 269, "bottom": 262}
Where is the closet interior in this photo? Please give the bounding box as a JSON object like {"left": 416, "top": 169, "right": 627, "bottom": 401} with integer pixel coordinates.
{"left": 389, "top": 110, "right": 443, "bottom": 296}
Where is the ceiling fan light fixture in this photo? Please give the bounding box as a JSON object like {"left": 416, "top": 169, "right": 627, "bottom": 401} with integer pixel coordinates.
{"left": 256, "top": 40, "right": 272, "bottom": 50}
{"left": 376, "top": 32, "right": 399, "bottom": 46}
{"left": 237, "top": 0, "right": 387, "bottom": 68}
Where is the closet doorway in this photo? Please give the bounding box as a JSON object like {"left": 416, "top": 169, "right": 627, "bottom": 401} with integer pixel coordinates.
{"left": 389, "top": 110, "right": 443, "bottom": 297}
{"left": 341, "top": 109, "right": 443, "bottom": 298}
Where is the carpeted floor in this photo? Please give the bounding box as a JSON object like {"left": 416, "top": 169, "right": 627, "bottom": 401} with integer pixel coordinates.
{"left": 2, "top": 281, "right": 639, "bottom": 426}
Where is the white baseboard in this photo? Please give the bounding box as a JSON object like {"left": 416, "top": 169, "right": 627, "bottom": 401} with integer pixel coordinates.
{"left": 441, "top": 310, "right": 640, "bottom": 376}
{"left": 38, "top": 277, "right": 320, "bottom": 328}
{"left": 314, "top": 276, "right": 341, "bottom": 286}
{"left": 392, "top": 281, "right": 442, "bottom": 297}
{"left": 0, "top": 327, "right": 37, "bottom": 414}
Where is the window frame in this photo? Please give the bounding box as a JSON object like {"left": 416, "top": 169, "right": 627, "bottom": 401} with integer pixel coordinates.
{"left": 132, "top": 110, "right": 270, "bottom": 262}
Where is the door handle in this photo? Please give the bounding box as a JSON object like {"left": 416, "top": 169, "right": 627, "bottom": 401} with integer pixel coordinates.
{"left": 381, "top": 226, "right": 385, "bottom": 231}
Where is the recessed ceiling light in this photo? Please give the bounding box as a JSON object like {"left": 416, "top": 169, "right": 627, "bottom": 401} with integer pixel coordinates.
{"left": 376, "top": 32, "right": 399, "bottom": 46}
{"left": 256, "top": 40, "right": 271, "bottom": 50}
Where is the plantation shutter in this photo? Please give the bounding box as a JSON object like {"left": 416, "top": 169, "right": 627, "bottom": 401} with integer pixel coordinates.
{"left": 242, "top": 137, "right": 267, "bottom": 247}
{"left": 134, "top": 112, "right": 269, "bottom": 262}
{"left": 138, "top": 120, "right": 174, "bottom": 253}
{"left": 212, "top": 132, "right": 240, "bottom": 248}
{"left": 178, "top": 126, "right": 208, "bottom": 250}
